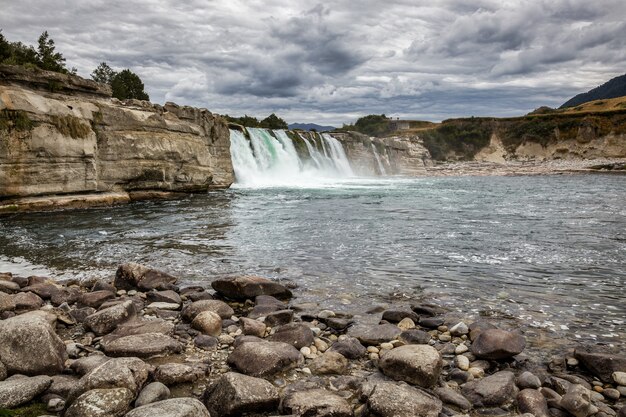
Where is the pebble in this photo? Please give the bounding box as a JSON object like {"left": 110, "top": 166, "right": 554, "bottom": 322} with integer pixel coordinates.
{"left": 566, "top": 357, "right": 579, "bottom": 367}
{"left": 468, "top": 367, "right": 484, "bottom": 378}
{"left": 438, "top": 333, "right": 452, "bottom": 342}
{"left": 300, "top": 347, "right": 311, "bottom": 356}
{"left": 455, "top": 344, "right": 469, "bottom": 354}
{"left": 314, "top": 338, "right": 328, "bottom": 352}
{"left": 367, "top": 346, "right": 379, "bottom": 354}
{"left": 311, "top": 327, "right": 322, "bottom": 336}
{"left": 594, "top": 386, "right": 604, "bottom": 393}
{"left": 128, "top": 290, "right": 137, "bottom": 296}
{"left": 438, "top": 326, "right": 448, "bottom": 332}
{"left": 219, "top": 334, "right": 234, "bottom": 345}
{"left": 616, "top": 386, "right": 626, "bottom": 396}
{"left": 47, "top": 398, "right": 65, "bottom": 412}
{"left": 329, "top": 335, "right": 338, "bottom": 342}
{"left": 301, "top": 367, "right": 311, "bottom": 375}
{"left": 318, "top": 310, "right": 336, "bottom": 319}
{"left": 603, "top": 388, "right": 620, "bottom": 401}
{"left": 369, "top": 353, "right": 379, "bottom": 360}
{"left": 450, "top": 322, "right": 469, "bottom": 336}
{"left": 380, "top": 342, "right": 394, "bottom": 350}
{"left": 613, "top": 372, "right": 626, "bottom": 386}
{"left": 397, "top": 317, "right": 415, "bottom": 330}
{"left": 455, "top": 355, "right": 470, "bottom": 371}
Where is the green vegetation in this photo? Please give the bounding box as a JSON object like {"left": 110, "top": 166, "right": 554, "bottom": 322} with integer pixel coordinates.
{"left": 338, "top": 114, "right": 391, "bottom": 137}
{"left": 0, "top": 30, "right": 75, "bottom": 74}
{"left": 90, "top": 63, "right": 150, "bottom": 101}
{"left": 0, "top": 109, "right": 34, "bottom": 133}
{"left": 51, "top": 114, "right": 91, "bottom": 138}
{"left": 0, "top": 403, "right": 48, "bottom": 417}
{"left": 561, "top": 73, "right": 626, "bottom": 108}
{"left": 420, "top": 119, "right": 493, "bottom": 160}
{"left": 224, "top": 113, "right": 288, "bottom": 129}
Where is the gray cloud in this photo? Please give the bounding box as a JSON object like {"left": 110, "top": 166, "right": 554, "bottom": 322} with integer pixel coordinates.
{"left": 1, "top": 0, "right": 624, "bottom": 125}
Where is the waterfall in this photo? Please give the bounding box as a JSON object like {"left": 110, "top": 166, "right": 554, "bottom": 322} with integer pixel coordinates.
{"left": 371, "top": 143, "right": 387, "bottom": 175}
{"left": 229, "top": 128, "right": 355, "bottom": 187}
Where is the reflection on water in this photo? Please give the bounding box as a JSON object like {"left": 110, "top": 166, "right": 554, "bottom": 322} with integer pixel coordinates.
{"left": 0, "top": 175, "right": 625, "bottom": 349}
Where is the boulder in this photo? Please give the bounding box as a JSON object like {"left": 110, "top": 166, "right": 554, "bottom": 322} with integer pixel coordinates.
{"left": 470, "top": 328, "right": 526, "bottom": 360}
{"left": 12, "top": 291, "right": 44, "bottom": 312}
{"left": 378, "top": 345, "right": 442, "bottom": 388}
{"left": 461, "top": 370, "right": 518, "bottom": 407}
{"left": 154, "top": 363, "right": 207, "bottom": 385}
{"left": 268, "top": 323, "right": 314, "bottom": 349}
{"left": 0, "top": 375, "right": 52, "bottom": 408}
{"left": 574, "top": 347, "right": 626, "bottom": 383}
{"left": 348, "top": 324, "right": 401, "bottom": 345}
{"left": 103, "top": 333, "right": 183, "bottom": 358}
{"left": 560, "top": 384, "right": 594, "bottom": 417}
{"left": 411, "top": 303, "right": 446, "bottom": 316}
{"left": 434, "top": 387, "right": 471, "bottom": 411}
{"left": 516, "top": 371, "right": 542, "bottom": 389}
{"left": 70, "top": 355, "right": 111, "bottom": 376}
{"left": 125, "top": 398, "right": 211, "bottom": 417}
{"left": 191, "top": 310, "right": 222, "bottom": 336}
{"left": 265, "top": 309, "right": 294, "bottom": 326}
{"left": 0, "top": 311, "right": 67, "bottom": 375}
{"left": 79, "top": 290, "right": 116, "bottom": 309}
{"left": 281, "top": 389, "right": 352, "bottom": 417}
{"left": 518, "top": 388, "right": 550, "bottom": 417}
{"left": 212, "top": 275, "right": 292, "bottom": 300}
{"left": 362, "top": 380, "right": 442, "bottom": 417}
{"left": 227, "top": 341, "right": 302, "bottom": 377}
{"left": 147, "top": 290, "right": 181, "bottom": 305}
{"left": 398, "top": 329, "right": 432, "bottom": 345}
{"left": 310, "top": 351, "right": 349, "bottom": 375}
{"left": 102, "top": 318, "right": 175, "bottom": 345}
{"left": 47, "top": 374, "right": 80, "bottom": 398}
{"left": 0, "top": 279, "right": 20, "bottom": 293}
{"left": 468, "top": 320, "right": 498, "bottom": 341}
{"left": 0, "top": 362, "right": 6, "bottom": 381}
{"left": 248, "top": 304, "right": 283, "bottom": 319}
{"left": 182, "top": 299, "right": 234, "bottom": 321}
{"left": 65, "top": 388, "right": 134, "bottom": 417}
{"left": 329, "top": 337, "right": 367, "bottom": 359}
{"left": 20, "top": 282, "right": 63, "bottom": 299}
{"left": 84, "top": 300, "right": 136, "bottom": 336}
{"left": 204, "top": 372, "right": 280, "bottom": 417}
{"left": 114, "top": 263, "right": 178, "bottom": 291}
{"left": 381, "top": 309, "right": 419, "bottom": 323}
{"left": 0, "top": 292, "right": 15, "bottom": 312}
{"left": 240, "top": 317, "right": 266, "bottom": 337}
{"left": 135, "top": 382, "right": 170, "bottom": 407}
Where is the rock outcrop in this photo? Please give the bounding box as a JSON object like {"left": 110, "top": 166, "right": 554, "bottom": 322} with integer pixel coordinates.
{"left": 0, "top": 64, "right": 233, "bottom": 213}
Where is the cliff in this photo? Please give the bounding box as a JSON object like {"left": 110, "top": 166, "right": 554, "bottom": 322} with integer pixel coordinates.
{"left": 0, "top": 65, "right": 233, "bottom": 212}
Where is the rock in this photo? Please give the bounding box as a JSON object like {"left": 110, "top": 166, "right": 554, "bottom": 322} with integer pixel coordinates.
{"left": 397, "top": 317, "right": 415, "bottom": 330}
{"left": 135, "top": 382, "right": 170, "bottom": 407}
{"left": 0, "top": 311, "right": 68, "bottom": 375}
{"left": 434, "top": 387, "right": 471, "bottom": 411}
{"left": 268, "top": 323, "right": 314, "bottom": 349}
{"left": 325, "top": 317, "right": 353, "bottom": 331}
{"left": 182, "top": 299, "right": 234, "bottom": 321}
{"left": 20, "top": 282, "right": 63, "bottom": 300}
{"left": 240, "top": 317, "right": 266, "bottom": 337}
{"left": 194, "top": 335, "right": 219, "bottom": 350}
{"left": 12, "top": 291, "right": 44, "bottom": 312}
{"left": 65, "top": 388, "right": 134, "bottom": 417}
{"left": 0, "top": 362, "right": 6, "bottom": 381}
{"left": 379, "top": 345, "right": 442, "bottom": 388}
{"left": 348, "top": 324, "right": 401, "bottom": 345}
{"left": 381, "top": 309, "right": 419, "bottom": 323}
{"left": 204, "top": 372, "right": 280, "bottom": 417}
{"left": 70, "top": 357, "right": 151, "bottom": 402}
{"left": 281, "top": 389, "right": 352, "bottom": 417}
{"left": 84, "top": 300, "right": 136, "bottom": 336}
{"left": 462, "top": 370, "right": 518, "bottom": 407}
{"left": 47, "top": 374, "right": 80, "bottom": 397}
{"left": 603, "top": 387, "right": 620, "bottom": 400}
{"left": 309, "top": 351, "right": 349, "bottom": 375}
{"left": 102, "top": 318, "right": 175, "bottom": 345}
{"left": 411, "top": 303, "right": 446, "bottom": 316}
{"left": 0, "top": 292, "right": 15, "bottom": 312}
{"left": 248, "top": 304, "right": 282, "bottom": 319}
{"left": 191, "top": 310, "right": 222, "bottom": 336}
{"left": 560, "top": 384, "right": 594, "bottom": 417}
{"left": 47, "top": 397, "right": 66, "bottom": 412}
{"left": 154, "top": 363, "right": 207, "bottom": 385}
{"left": 227, "top": 341, "right": 303, "bottom": 377}
{"left": 614, "top": 371, "right": 626, "bottom": 386}
{"left": 470, "top": 328, "right": 526, "bottom": 360}
{"left": 362, "top": 380, "right": 442, "bottom": 417}
{"left": 70, "top": 355, "right": 111, "bottom": 376}
{"left": 455, "top": 355, "right": 470, "bottom": 371}
{"left": 0, "top": 375, "right": 52, "bottom": 408}
{"left": 450, "top": 322, "right": 469, "bottom": 336}
{"left": 0, "top": 280, "right": 20, "bottom": 293}
{"left": 146, "top": 302, "right": 180, "bottom": 310}
{"left": 518, "top": 388, "right": 550, "bottom": 417}
{"left": 468, "top": 320, "right": 498, "bottom": 341}
{"left": 265, "top": 309, "right": 294, "bottom": 326}
{"left": 398, "top": 329, "right": 432, "bottom": 345}
{"left": 51, "top": 287, "right": 81, "bottom": 306}
{"left": 517, "top": 371, "right": 542, "bottom": 389}
{"left": 125, "top": 398, "right": 211, "bottom": 417}
{"left": 114, "top": 263, "right": 178, "bottom": 291}
{"left": 71, "top": 306, "right": 97, "bottom": 323}
{"left": 418, "top": 316, "right": 445, "bottom": 328}
{"left": 78, "top": 290, "right": 115, "bottom": 308}
{"left": 147, "top": 290, "right": 182, "bottom": 305}
{"left": 329, "top": 337, "right": 367, "bottom": 359}
{"left": 103, "top": 333, "right": 183, "bottom": 358}
{"left": 211, "top": 275, "right": 292, "bottom": 300}
{"left": 575, "top": 347, "right": 626, "bottom": 383}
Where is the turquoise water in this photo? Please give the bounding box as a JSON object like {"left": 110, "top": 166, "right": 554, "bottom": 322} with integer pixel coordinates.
{"left": 0, "top": 175, "right": 624, "bottom": 347}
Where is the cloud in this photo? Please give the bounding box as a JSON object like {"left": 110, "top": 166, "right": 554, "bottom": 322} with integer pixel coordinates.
{"left": 1, "top": 0, "right": 624, "bottom": 124}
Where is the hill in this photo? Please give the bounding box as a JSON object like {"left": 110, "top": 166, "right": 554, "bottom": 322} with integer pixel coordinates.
{"left": 288, "top": 123, "right": 336, "bottom": 132}
{"left": 560, "top": 73, "right": 626, "bottom": 108}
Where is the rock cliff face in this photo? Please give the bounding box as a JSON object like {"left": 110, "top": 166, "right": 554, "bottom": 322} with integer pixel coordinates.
{"left": 0, "top": 65, "right": 233, "bottom": 211}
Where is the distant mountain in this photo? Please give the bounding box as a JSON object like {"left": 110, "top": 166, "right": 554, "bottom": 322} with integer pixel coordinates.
{"left": 560, "top": 73, "right": 626, "bottom": 108}
{"left": 288, "top": 123, "right": 336, "bottom": 132}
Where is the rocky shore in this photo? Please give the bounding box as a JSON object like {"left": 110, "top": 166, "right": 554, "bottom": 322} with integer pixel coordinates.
{"left": 0, "top": 264, "right": 625, "bottom": 417}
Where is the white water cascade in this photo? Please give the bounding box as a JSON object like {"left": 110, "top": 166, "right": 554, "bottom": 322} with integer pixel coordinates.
{"left": 229, "top": 128, "right": 355, "bottom": 187}
{"left": 371, "top": 143, "right": 387, "bottom": 175}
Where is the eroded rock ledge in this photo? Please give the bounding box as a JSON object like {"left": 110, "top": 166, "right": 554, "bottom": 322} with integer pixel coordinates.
{"left": 0, "top": 65, "right": 234, "bottom": 213}
{"left": 0, "top": 264, "right": 625, "bottom": 416}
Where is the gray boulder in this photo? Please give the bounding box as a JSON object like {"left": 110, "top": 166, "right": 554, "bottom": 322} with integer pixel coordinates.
{"left": 268, "top": 323, "right": 314, "bottom": 349}
{"left": 560, "top": 384, "right": 594, "bottom": 417}
{"left": 381, "top": 309, "right": 419, "bottom": 323}
{"left": 125, "top": 398, "right": 211, "bottom": 417}
{"left": 103, "top": 333, "right": 183, "bottom": 358}
{"left": 0, "top": 361, "right": 6, "bottom": 381}
{"left": 461, "top": 370, "right": 518, "bottom": 407}
{"left": 102, "top": 318, "right": 175, "bottom": 345}
{"left": 182, "top": 299, "right": 234, "bottom": 321}
{"left": 348, "top": 324, "right": 401, "bottom": 345}
{"left": 70, "top": 355, "right": 111, "bottom": 376}
{"left": 0, "top": 292, "right": 15, "bottom": 312}
{"left": 362, "top": 380, "right": 442, "bottom": 417}
{"left": 211, "top": 275, "right": 292, "bottom": 300}
{"left": 84, "top": 300, "right": 136, "bottom": 336}
{"left": 65, "top": 388, "right": 134, "bottom": 417}
{"left": 154, "top": 363, "right": 208, "bottom": 385}
{"left": 281, "top": 389, "right": 352, "bottom": 417}
{"left": 146, "top": 290, "right": 181, "bottom": 305}
{"left": 0, "top": 375, "right": 52, "bottom": 408}
{"left": 470, "top": 328, "right": 526, "bottom": 360}
{"left": 574, "top": 347, "right": 626, "bottom": 383}
{"left": 135, "top": 382, "right": 170, "bottom": 407}
{"left": 518, "top": 388, "right": 550, "bottom": 417}
{"left": 204, "top": 372, "right": 279, "bottom": 417}
{"left": 434, "top": 387, "right": 471, "bottom": 411}
{"left": 378, "top": 345, "right": 442, "bottom": 388}
{"left": 115, "top": 263, "right": 178, "bottom": 291}
{"left": 310, "top": 351, "right": 349, "bottom": 375}
{"left": 227, "top": 341, "right": 303, "bottom": 377}
{"left": 240, "top": 317, "right": 266, "bottom": 337}
{"left": 0, "top": 311, "right": 67, "bottom": 375}
{"left": 398, "top": 329, "right": 432, "bottom": 345}
{"left": 191, "top": 310, "right": 222, "bottom": 336}
{"left": 12, "top": 291, "right": 44, "bottom": 312}
{"left": 329, "top": 337, "right": 366, "bottom": 359}
{"left": 79, "top": 290, "right": 116, "bottom": 309}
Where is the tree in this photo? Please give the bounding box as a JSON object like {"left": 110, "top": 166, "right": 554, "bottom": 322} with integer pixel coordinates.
{"left": 0, "top": 31, "right": 12, "bottom": 62}
{"left": 260, "top": 113, "right": 288, "bottom": 129}
{"left": 36, "top": 31, "right": 67, "bottom": 73}
{"left": 91, "top": 62, "right": 116, "bottom": 84}
{"left": 110, "top": 69, "right": 149, "bottom": 101}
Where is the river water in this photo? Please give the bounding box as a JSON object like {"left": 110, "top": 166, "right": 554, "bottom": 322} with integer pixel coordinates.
{"left": 1, "top": 174, "right": 625, "bottom": 351}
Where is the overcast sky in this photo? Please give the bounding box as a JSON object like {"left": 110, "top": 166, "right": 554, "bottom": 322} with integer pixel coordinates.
{"left": 1, "top": 0, "right": 625, "bottom": 125}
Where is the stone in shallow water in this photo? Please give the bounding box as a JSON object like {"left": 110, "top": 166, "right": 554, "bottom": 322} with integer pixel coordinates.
{"left": 381, "top": 309, "right": 419, "bottom": 323}
{"left": 378, "top": 345, "right": 442, "bottom": 388}
{"left": 227, "top": 341, "right": 303, "bottom": 377}
{"left": 0, "top": 375, "right": 52, "bottom": 408}
{"left": 462, "top": 370, "right": 518, "bottom": 407}
{"left": 182, "top": 299, "right": 234, "bottom": 321}
{"left": 114, "top": 263, "right": 178, "bottom": 291}
{"left": 518, "top": 388, "right": 550, "bottom": 417}
{"left": 329, "top": 337, "right": 367, "bottom": 359}
{"left": 398, "top": 328, "right": 432, "bottom": 345}
{"left": 348, "top": 323, "right": 401, "bottom": 345}
{"left": 574, "top": 347, "right": 626, "bottom": 383}
{"left": 212, "top": 275, "right": 292, "bottom": 300}
{"left": 470, "top": 328, "right": 526, "bottom": 360}
{"left": 203, "top": 372, "right": 279, "bottom": 417}
{"left": 268, "top": 323, "right": 314, "bottom": 349}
